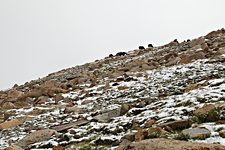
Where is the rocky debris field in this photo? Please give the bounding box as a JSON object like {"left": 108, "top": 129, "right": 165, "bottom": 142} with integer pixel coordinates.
{"left": 1, "top": 29, "right": 225, "bottom": 150}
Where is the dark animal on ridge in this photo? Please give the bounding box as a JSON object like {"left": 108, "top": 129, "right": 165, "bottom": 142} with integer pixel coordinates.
{"left": 109, "top": 54, "right": 114, "bottom": 57}
{"left": 148, "top": 44, "right": 153, "bottom": 48}
{"left": 115, "top": 52, "right": 128, "bottom": 56}
{"left": 139, "top": 46, "right": 145, "bottom": 50}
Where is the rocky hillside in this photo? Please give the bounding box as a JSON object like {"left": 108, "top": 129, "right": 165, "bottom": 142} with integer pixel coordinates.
{"left": 1, "top": 29, "right": 225, "bottom": 150}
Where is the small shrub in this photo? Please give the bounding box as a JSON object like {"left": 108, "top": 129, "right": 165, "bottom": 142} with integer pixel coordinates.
{"left": 174, "top": 132, "right": 190, "bottom": 141}
{"left": 147, "top": 132, "right": 161, "bottom": 139}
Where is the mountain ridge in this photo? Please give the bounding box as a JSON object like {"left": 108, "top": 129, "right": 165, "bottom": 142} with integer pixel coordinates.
{"left": 1, "top": 28, "right": 225, "bottom": 150}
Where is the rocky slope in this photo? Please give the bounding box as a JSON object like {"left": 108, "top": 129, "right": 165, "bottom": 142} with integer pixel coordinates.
{"left": 1, "top": 29, "right": 225, "bottom": 150}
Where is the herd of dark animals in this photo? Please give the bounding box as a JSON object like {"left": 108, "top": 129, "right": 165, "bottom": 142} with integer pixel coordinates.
{"left": 110, "top": 38, "right": 190, "bottom": 58}
{"left": 110, "top": 43, "right": 154, "bottom": 57}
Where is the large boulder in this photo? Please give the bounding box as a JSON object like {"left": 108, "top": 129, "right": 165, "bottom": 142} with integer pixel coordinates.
{"left": 5, "top": 144, "right": 23, "bottom": 150}
{"left": 193, "top": 104, "right": 219, "bottom": 122}
{"left": 94, "top": 108, "right": 121, "bottom": 123}
{"left": 16, "top": 129, "right": 58, "bottom": 148}
{"left": 7, "top": 89, "right": 23, "bottom": 99}
{"left": 117, "top": 138, "right": 225, "bottom": 150}
{"left": 182, "top": 127, "right": 210, "bottom": 140}
{"left": 0, "top": 117, "right": 26, "bottom": 130}
{"left": 158, "top": 119, "right": 192, "bottom": 131}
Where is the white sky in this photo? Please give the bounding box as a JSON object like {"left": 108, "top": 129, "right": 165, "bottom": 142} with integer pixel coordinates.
{"left": 0, "top": 0, "right": 225, "bottom": 90}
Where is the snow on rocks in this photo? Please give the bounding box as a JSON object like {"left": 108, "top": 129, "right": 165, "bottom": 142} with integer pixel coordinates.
{"left": 1, "top": 29, "right": 225, "bottom": 149}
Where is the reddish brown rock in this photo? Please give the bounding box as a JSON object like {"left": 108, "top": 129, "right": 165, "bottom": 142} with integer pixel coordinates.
{"left": 163, "top": 52, "right": 179, "bottom": 62}
{"left": 144, "top": 119, "right": 156, "bottom": 128}
{"left": 193, "top": 104, "right": 218, "bottom": 122}
{"left": 16, "top": 129, "right": 58, "bottom": 148}
{"left": 147, "top": 127, "right": 168, "bottom": 138}
{"left": 117, "top": 138, "right": 225, "bottom": 150}
{"left": 54, "top": 93, "right": 64, "bottom": 103}
{"left": 184, "top": 81, "right": 208, "bottom": 93}
{"left": 5, "top": 144, "right": 23, "bottom": 150}
{"left": 0, "top": 117, "right": 26, "bottom": 130}
{"left": 206, "top": 28, "right": 225, "bottom": 39}
{"left": 178, "top": 51, "right": 206, "bottom": 65}
{"left": 2, "top": 102, "right": 16, "bottom": 109}
{"left": 135, "top": 129, "right": 148, "bottom": 141}
{"left": 40, "top": 80, "right": 59, "bottom": 89}
{"left": 165, "top": 57, "right": 181, "bottom": 67}
{"left": 122, "top": 133, "right": 135, "bottom": 142}
{"left": 190, "top": 37, "right": 205, "bottom": 47}
{"left": 7, "top": 89, "right": 23, "bottom": 99}
{"left": 118, "top": 86, "right": 129, "bottom": 91}
{"left": 179, "top": 53, "right": 192, "bottom": 64}
{"left": 158, "top": 120, "right": 191, "bottom": 131}
{"left": 53, "top": 145, "right": 65, "bottom": 150}
{"left": 34, "top": 96, "right": 49, "bottom": 104}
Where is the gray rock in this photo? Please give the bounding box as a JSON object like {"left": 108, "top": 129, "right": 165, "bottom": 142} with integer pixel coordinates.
{"left": 16, "top": 129, "right": 58, "bottom": 148}
{"left": 94, "top": 108, "right": 121, "bottom": 123}
{"left": 182, "top": 127, "right": 210, "bottom": 139}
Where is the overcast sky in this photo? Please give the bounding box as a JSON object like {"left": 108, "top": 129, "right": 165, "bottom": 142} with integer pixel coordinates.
{"left": 0, "top": 0, "right": 225, "bottom": 90}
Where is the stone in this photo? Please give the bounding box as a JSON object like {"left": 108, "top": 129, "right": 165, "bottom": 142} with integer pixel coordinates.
{"left": 179, "top": 53, "right": 192, "bottom": 64}
{"left": 54, "top": 93, "right": 64, "bottom": 103}
{"left": 116, "top": 139, "right": 131, "bottom": 150}
{"left": 25, "top": 88, "right": 44, "bottom": 98}
{"left": 94, "top": 108, "right": 121, "bottom": 123}
{"left": 94, "top": 113, "right": 111, "bottom": 123}
{"left": 118, "top": 86, "right": 129, "bottom": 91}
{"left": 2, "top": 102, "right": 16, "bottom": 109}
{"left": 5, "top": 144, "right": 23, "bottom": 150}
{"left": 147, "top": 127, "right": 168, "bottom": 138}
{"left": 51, "top": 119, "right": 89, "bottom": 131}
{"left": 182, "top": 127, "right": 210, "bottom": 139}
{"left": 7, "top": 89, "right": 23, "bottom": 98}
{"left": 164, "top": 39, "right": 179, "bottom": 47}
{"left": 184, "top": 81, "right": 208, "bottom": 93}
{"left": 190, "top": 51, "right": 206, "bottom": 60}
{"left": 144, "top": 119, "right": 156, "bottom": 128}
{"left": 16, "top": 129, "right": 58, "bottom": 148}
{"left": 190, "top": 37, "right": 205, "bottom": 47}
{"left": 120, "top": 104, "right": 131, "bottom": 115}
{"left": 81, "top": 99, "right": 92, "bottom": 105}
{"left": 219, "top": 130, "right": 225, "bottom": 138}
{"left": 206, "top": 29, "right": 225, "bottom": 39}
{"left": 116, "top": 138, "right": 225, "bottom": 150}
{"left": 132, "top": 122, "right": 141, "bottom": 130}
{"left": 64, "top": 106, "right": 82, "bottom": 114}
{"left": 193, "top": 104, "right": 219, "bottom": 122}
{"left": 166, "top": 52, "right": 179, "bottom": 62}
{"left": 34, "top": 96, "right": 49, "bottom": 104}
{"left": 135, "top": 129, "right": 148, "bottom": 141}
{"left": 40, "top": 80, "right": 59, "bottom": 88}
{"left": 53, "top": 145, "right": 65, "bottom": 150}
{"left": 0, "top": 117, "right": 26, "bottom": 130}
{"left": 158, "top": 119, "right": 191, "bottom": 131}
{"left": 122, "top": 133, "right": 135, "bottom": 142}
{"left": 165, "top": 57, "right": 181, "bottom": 67}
